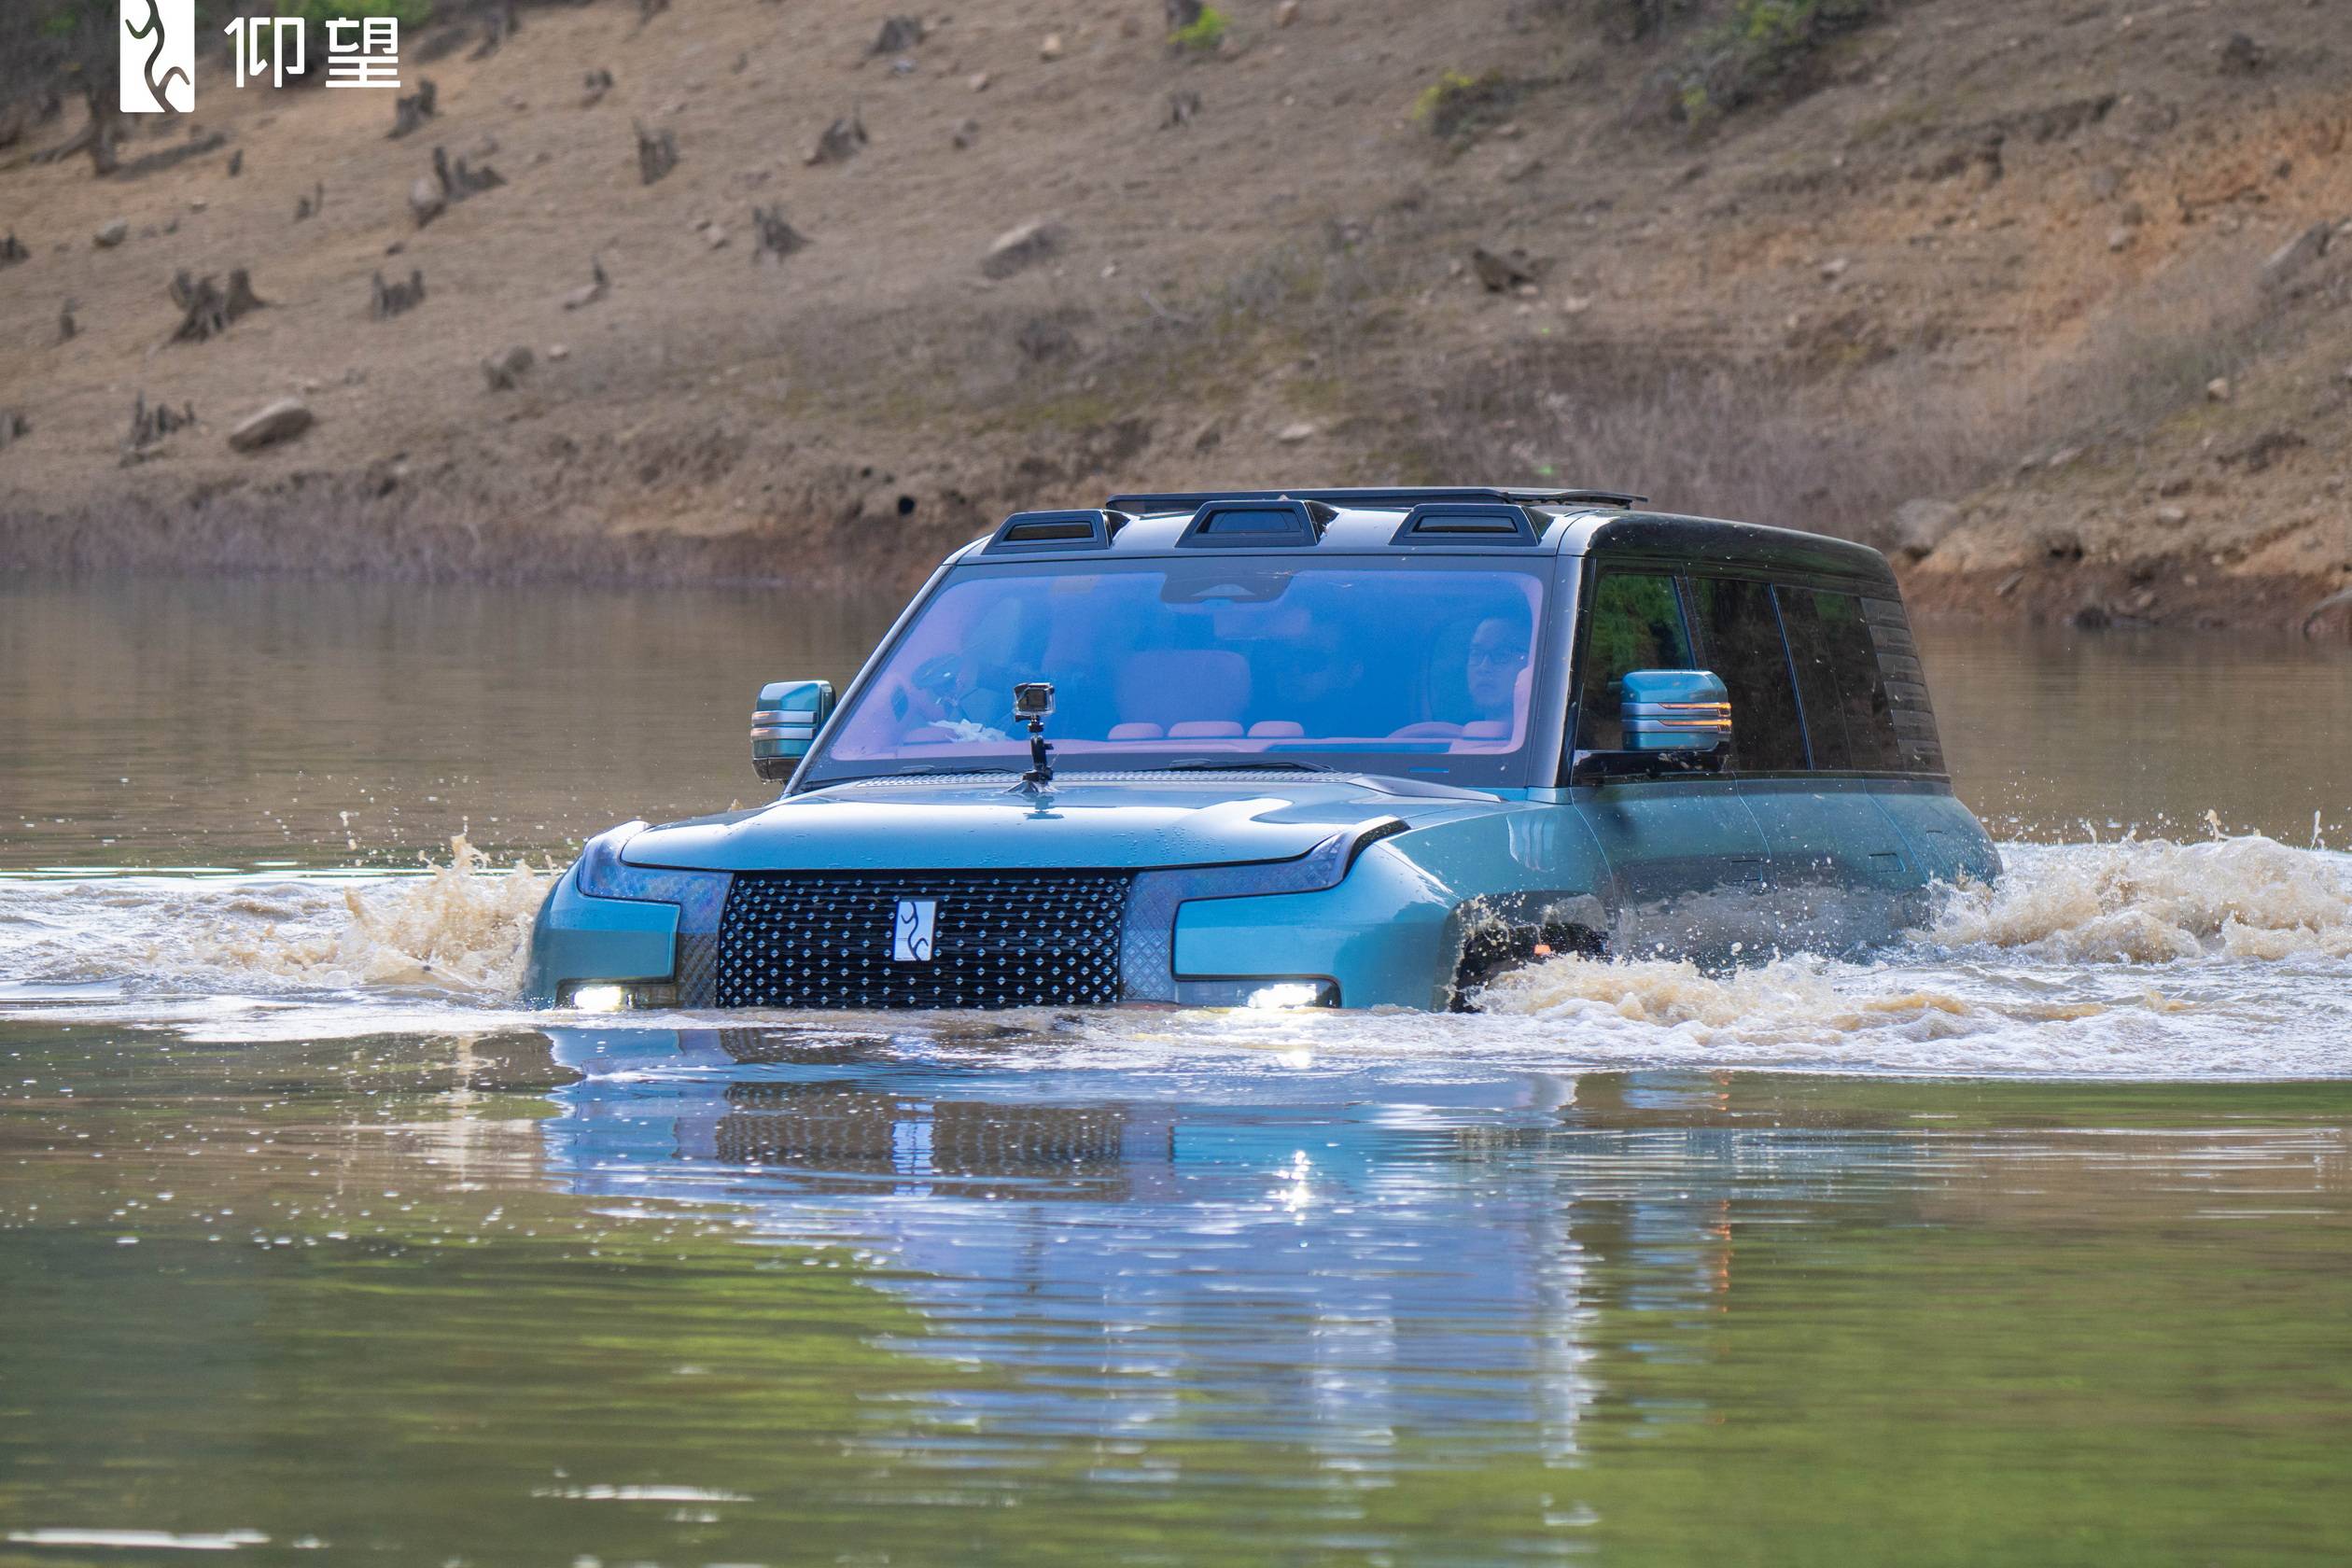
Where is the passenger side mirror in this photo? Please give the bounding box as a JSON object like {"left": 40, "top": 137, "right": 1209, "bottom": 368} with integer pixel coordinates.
{"left": 1571, "top": 669, "right": 1733, "bottom": 784}
{"left": 750, "top": 679, "right": 833, "bottom": 783}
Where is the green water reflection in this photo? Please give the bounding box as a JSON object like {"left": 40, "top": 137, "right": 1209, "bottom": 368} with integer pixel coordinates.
{"left": 3, "top": 1022, "right": 2346, "bottom": 1565}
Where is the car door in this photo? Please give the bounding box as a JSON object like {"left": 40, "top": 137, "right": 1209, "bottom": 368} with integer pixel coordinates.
{"left": 1686, "top": 576, "right": 1918, "bottom": 951}
{"left": 1560, "top": 567, "right": 1771, "bottom": 959}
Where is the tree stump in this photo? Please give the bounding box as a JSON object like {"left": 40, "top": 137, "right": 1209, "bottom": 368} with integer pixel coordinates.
{"left": 469, "top": 2, "right": 518, "bottom": 61}
{"left": 127, "top": 394, "right": 197, "bottom": 451}
{"left": 581, "top": 69, "right": 615, "bottom": 107}
{"left": 433, "top": 144, "right": 506, "bottom": 199}
{"left": 751, "top": 206, "right": 810, "bottom": 265}
{"left": 78, "top": 82, "right": 121, "bottom": 178}
{"left": 806, "top": 108, "right": 868, "bottom": 165}
{"left": 0, "top": 232, "right": 27, "bottom": 266}
{"left": 370, "top": 269, "right": 427, "bottom": 319}
{"left": 415, "top": 146, "right": 503, "bottom": 229}
{"left": 389, "top": 79, "right": 438, "bottom": 139}
{"left": 295, "top": 182, "right": 325, "bottom": 222}
{"left": 168, "top": 269, "right": 266, "bottom": 344}
{"left": 0, "top": 412, "right": 28, "bottom": 453}
{"left": 871, "top": 15, "right": 924, "bottom": 54}
{"left": 635, "top": 122, "right": 679, "bottom": 185}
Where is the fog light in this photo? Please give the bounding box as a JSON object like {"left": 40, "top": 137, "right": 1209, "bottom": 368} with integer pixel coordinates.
{"left": 1172, "top": 978, "right": 1339, "bottom": 1008}
{"left": 570, "top": 984, "right": 630, "bottom": 1014}
{"left": 561, "top": 982, "right": 679, "bottom": 1013}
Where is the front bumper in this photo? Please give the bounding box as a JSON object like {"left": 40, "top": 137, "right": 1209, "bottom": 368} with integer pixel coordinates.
{"left": 525, "top": 819, "right": 1408, "bottom": 1011}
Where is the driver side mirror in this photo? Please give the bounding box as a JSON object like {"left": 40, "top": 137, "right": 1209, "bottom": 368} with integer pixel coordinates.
{"left": 750, "top": 679, "right": 834, "bottom": 783}
{"left": 1571, "top": 669, "right": 1733, "bottom": 784}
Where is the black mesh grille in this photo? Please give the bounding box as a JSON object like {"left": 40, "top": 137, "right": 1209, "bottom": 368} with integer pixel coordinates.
{"left": 716, "top": 871, "right": 1132, "bottom": 1009}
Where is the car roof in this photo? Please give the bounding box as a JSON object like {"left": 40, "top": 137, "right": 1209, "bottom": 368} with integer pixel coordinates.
{"left": 947, "top": 488, "right": 1896, "bottom": 584}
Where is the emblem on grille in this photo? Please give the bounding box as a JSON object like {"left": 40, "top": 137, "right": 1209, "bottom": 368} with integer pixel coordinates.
{"left": 891, "top": 898, "right": 938, "bottom": 963}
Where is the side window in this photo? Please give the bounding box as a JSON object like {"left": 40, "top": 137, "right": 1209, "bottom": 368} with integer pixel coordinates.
{"left": 1778, "top": 588, "right": 1906, "bottom": 771}
{"left": 1574, "top": 571, "right": 1692, "bottom": 751}
{"left": 1687, "top": 577, "right": 1807, "bottom": 772}
{"left": 1860, "top": 595, "right": 1948, "bottom": 775}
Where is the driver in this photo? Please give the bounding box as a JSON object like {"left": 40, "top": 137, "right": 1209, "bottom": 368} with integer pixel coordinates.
{"left": 1466, "top": 614, "right": 1532, "bottom": 727}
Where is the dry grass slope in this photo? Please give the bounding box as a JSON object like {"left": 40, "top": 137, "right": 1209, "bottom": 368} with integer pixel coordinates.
{"left": 1, "top": 0, "right": 2348, "bottom": 633}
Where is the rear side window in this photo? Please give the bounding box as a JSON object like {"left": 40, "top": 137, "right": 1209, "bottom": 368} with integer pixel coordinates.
{"left": 1860, "top": 595, "right": 1947, "bottom": 774}
{"left": 1778, "top": 589, "right": 1906, "bottom": 771}
{"left": 1575, "top": 571, "right": 1691, "bottom": 751}
{"left": 1687, "top": 578, "right": 1807, "bottom": 771}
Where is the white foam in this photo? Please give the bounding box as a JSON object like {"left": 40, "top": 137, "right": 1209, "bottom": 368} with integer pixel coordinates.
{"left": 2, "top": 835, "right": 2347, "bottom": 1079}
{"left": 0, "top": 836, "right": 550, "bottom": 1001}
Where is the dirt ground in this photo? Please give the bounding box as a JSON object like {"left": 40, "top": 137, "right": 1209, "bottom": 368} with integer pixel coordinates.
{"left": 2, "top": 0, "right": 2349, "bottom": 633}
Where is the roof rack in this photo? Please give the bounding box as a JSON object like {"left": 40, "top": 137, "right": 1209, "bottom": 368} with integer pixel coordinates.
{"left": 1105, "top": 485, "right": 1648, "bottom": 513}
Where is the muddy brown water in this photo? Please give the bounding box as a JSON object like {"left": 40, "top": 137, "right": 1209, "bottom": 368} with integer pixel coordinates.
{"left": 1, "top": 576, "right": 2348, "bottom": 1564}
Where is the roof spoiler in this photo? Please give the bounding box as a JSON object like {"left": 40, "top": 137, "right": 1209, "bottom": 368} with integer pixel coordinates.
{"left": 1105, "top": 485, "right": 1648, "bottom": 513}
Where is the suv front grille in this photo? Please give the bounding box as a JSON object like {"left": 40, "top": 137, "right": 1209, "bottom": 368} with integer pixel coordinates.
{"left": 715, "top": 871, "right": 1132, "bottom": 1010}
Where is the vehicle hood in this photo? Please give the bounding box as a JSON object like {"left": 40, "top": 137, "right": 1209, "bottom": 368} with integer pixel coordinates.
{"left": 618, "top": 776, "right": 1499, "bottom": 873}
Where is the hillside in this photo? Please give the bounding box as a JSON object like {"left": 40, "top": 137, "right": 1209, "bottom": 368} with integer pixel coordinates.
{"left": 2, "top": 0, "right": 2349, "bottom": 632}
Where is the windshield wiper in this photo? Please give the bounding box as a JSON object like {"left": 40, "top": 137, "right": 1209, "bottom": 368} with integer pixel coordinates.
{"left": 809, "top": 764, "right": 1020, "bottom": 788}
{"left": 1154, "top": 758, "right": 1337, "bottom": 774}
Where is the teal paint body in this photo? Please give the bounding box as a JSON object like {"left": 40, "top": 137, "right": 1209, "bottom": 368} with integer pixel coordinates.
{"left": 524, "top": 498, "right": 2001, "bottom": 1012}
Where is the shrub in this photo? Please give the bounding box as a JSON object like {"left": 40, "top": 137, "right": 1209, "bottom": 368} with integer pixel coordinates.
{"left": 1412, "top": 69, "right": 1525, "bottom": 141}
{"left": 1169, "top": 5, "right": 1227, "bottom": 51}
{"left": 1669, "top": 0, "right": 1874, "bottom": 128}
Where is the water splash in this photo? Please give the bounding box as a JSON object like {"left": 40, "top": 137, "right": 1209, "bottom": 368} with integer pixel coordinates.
{"left": 0, "top": 836, "right": 550, "bottom": 1001}
{"left": 204, "top": 836, "right": 553, "bottom": 993}
{"left": 3, "top": 834, "right": 2348, "bottom": 1077}
{"left": 1444, "top": 836, "right": 2352, "bottom": 1076}
{"left": 1926, "top": 836, "right": 2352, "bottom": 963}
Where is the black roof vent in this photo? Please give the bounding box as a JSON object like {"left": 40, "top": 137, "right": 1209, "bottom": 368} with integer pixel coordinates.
{"left": 1392, "top": 502, "right": 1542, "bottom": 547}
{"left": 1175, "top": 497, "right": 1328, "bottom": 550}
{"left": 984, "top": 509, "right": 1132, "bottom": 554}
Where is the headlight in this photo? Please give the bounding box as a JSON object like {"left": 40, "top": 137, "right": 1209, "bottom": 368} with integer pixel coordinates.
{"left": 574, "top": 820, "right": 651, "bottom": 898}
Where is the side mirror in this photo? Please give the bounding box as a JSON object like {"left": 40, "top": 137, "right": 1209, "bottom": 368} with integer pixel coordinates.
{"left": 1571, "top": 669, "right": 1733, "bottom": 783}
{"left": 750, "top": 679, "right": 833, "bottom": 782}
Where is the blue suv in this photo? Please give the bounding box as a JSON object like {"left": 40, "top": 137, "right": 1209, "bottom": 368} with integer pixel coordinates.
{"left": 526, "top": 488, "right": 1998, "bottom": 1012}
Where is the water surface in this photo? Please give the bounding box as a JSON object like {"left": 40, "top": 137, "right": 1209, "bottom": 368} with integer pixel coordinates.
{"left": 1, "top": 577, "right": 2348, "bottom": 1563}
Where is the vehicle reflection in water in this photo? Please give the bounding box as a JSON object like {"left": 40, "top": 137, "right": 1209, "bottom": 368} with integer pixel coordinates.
{"left": 542, "top": 1025, "right": 1624, "bottom": 1463}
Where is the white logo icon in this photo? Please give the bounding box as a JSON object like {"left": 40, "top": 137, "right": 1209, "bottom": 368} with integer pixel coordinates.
{"left": 892, "top": 899, "right": 937, "bottom": 963}
{"left": 120, "top": 0, "right": 195, "bottom": 115}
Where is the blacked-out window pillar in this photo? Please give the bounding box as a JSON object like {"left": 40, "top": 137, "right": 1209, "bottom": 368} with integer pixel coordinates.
{"left": 1687, "top": 576, "right": 1808, "bottom": 773}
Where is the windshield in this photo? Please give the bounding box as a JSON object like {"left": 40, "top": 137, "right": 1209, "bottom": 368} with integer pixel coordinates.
{"left": 804, "top": 556, "right": 1550, "bottom": 787}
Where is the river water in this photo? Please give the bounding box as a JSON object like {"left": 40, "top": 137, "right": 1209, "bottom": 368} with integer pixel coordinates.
{"left": 2, "top": 577, "right": 2348, "bottom": 1564}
